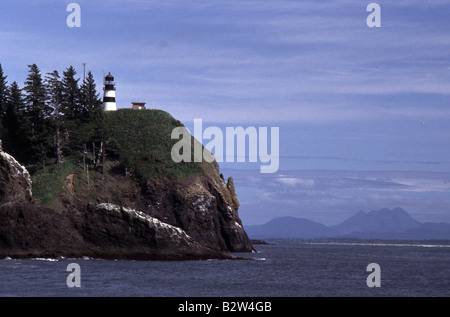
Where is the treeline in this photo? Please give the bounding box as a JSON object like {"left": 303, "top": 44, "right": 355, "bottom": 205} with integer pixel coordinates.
{"left": 0, "top": 63, "right": 104, "bottom": 170}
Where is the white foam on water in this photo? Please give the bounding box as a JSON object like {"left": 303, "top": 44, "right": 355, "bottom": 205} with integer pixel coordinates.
{"left": 308, "top": 242, "right": 450, "bottom": 248}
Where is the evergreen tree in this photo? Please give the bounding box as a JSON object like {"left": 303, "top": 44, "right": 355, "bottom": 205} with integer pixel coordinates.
{"left": 61, "top": 66, "right": 84, "bottom": 154}
{"left": 45, "top": 70, "right": 65, "bottom": 164}
{"left": 7, "top": 81, "right": 26, "bottom": 116}
{"left": 61, "top": 66, "right": 81, "bottom": 120}
{"left": 80, "top": 71, "right": 102, "bottom": 120}
{"left": 0, "top": 64, "right": 8, "bottom": 120}
{"left": 23, "top": 64, "right": 52, "bottom": 166}
{"left": 1, "top": 65, "right": 106, "bottom": 168}
{"left": 4, "top": 81, "right": 26, "bottom": 158}
{"left": 24, "top": 64, "right": 49, "bottom": 116}
{"left": 78, "top": 70, "right": 103, "bottom": 168}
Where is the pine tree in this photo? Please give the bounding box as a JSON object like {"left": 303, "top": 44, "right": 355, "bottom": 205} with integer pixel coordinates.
{"left": 45, "top": 70, "right": 65, "bottom": 165}
{"left": 0, "top": 64, "right": 8, "bottom": 120}
{"left": 61, "top": 66, "right": 81, "bottom": 120}
{"left": 79, "top": 70, "right": 103, "bottom": 166}
{"left": 4, "top": 81, "right": 26, "bottom": 159}
{"left": 23, "top": 64, "right": 52, "bottom": 166}
{"left": 24, "top": 64, "right": 49, "bottom": 116}
{"left": 7, "top": 81, "right": 26, "bottom": 116}
{"left": 61, "top": 66, "right": 84, "bottom": 155}
{"left": 80, "top": 71, "right": 102, "bottom": 120}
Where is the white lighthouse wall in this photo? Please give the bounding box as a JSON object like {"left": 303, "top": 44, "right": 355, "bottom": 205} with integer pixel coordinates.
{"left": 104, "top": 90, "right": 116, "bottom": 98}
{"left": 103, "top": 101, "right": 117, "bottom": 111}
{"left": 102, "top": 73, "right": 117, "bottom": 111}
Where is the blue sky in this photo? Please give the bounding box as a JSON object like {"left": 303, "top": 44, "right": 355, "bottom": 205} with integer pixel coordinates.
{"left": 1, "top": 0, "right": 450, "bottom": 225}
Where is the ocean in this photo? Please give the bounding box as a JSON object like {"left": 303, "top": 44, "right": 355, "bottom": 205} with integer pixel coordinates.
{"left": 1, "top": 241, "right": 449, "bottom": 297}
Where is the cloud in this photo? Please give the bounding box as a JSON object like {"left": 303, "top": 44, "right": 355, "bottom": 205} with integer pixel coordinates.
{"left": 390, "top": 178, "right": 450, "bottom": 192}
{"left": 276, "top": 177, "right": 316, "bottom": 188}
{"left": 2, "top": 0, "right": 450, "bottom": 226}
{"left": 225, "top": 168, "right": 450, "bottom": 225}
{"left": 2, "top": 0, "right": 450, "bottom": 124}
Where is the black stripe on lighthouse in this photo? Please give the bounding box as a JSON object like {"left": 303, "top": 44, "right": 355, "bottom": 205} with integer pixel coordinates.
{"left": 103, "top": 97, "right": 116, "bottom": 102}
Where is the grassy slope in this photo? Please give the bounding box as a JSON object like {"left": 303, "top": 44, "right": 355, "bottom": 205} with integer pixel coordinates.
{"left": 31, "top": 160, "right": 78, "bottom": 206}
{"left": 103, "top": 109, "right": 205, "bottom": 179}
{"left": 31, "top": 109, "right": 213, "bottom": 206}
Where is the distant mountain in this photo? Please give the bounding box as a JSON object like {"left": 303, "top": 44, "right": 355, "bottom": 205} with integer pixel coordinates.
{"left": 245, "top": 208, "right": 450, "bottom": 240}
{"left": 244, "top": 216, "right": 339, "bottom": 239}
{"left": 335, "top": 223, "right": 450, "bottom": 240}
{"left": 331, "top": 207, "right": 421, "bottom": 234}
{"left": 396, "top": 222, "right": 450, "bottom": 240}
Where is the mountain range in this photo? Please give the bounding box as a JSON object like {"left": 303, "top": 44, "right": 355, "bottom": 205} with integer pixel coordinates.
{"left": 245, "top": 208, "right": 450, "bottom": 240}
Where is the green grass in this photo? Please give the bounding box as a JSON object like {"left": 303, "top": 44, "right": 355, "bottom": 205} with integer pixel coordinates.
{"left": 30, "top": 109, "right": 212, "bottom": 205}
{"left": 103, "top": 109, "right": 206, "bottom": 180}
{"left": 31, "top": 159, "right": 80, "bottom": 205}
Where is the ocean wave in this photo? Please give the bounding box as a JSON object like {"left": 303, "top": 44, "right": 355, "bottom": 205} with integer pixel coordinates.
{"left": 32, "top": 258, "right": 59, "bottom": 262}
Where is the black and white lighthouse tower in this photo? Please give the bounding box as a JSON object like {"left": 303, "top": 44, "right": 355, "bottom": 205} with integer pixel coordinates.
{"left": 102, "top": 72, "right": 117, "bottom": 111}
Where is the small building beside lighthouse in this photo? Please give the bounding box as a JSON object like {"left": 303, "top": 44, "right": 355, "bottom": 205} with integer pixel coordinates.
{"left": 131, "top": 101, "right": 146, "bottom": 110}
{"left": 102, "top": 72, "right": 117, "bottom": 111}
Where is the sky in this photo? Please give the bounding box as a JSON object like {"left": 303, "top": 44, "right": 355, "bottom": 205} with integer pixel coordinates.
{"left": 1, "top": 0, "right": 450, "bottom": 225}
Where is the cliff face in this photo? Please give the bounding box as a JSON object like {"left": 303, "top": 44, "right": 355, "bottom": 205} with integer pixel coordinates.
{"left": 55, "top": 156, "right": 253, "bottom": 255}
{"left": 0, "top": 203, "right": 85, "bottom": 258}
{"left": 0, "top": 145, "right": 236, "bottom": 259}
{"left": 54, "top": 110, "right": 252, "bottom": 254}
{"left": 0, "top": 200, "right": 227, "bottom": 260}
{"left": 0, "top": 141, "right": 32, "bottom": 205}
{"left": 138, "top": 163, "right": 251, "bottom": 252}
{"left": 0, "top": 111, "right": 253, "bottom": 259}
{"left": 69, "top": 203, "right": 229, "bottom": 260}
{"left": 0, "top": 144, "right": 83, "bottom": 257}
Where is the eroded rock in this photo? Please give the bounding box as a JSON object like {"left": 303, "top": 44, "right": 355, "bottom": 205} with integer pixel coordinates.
{"left": 0, "top": 146, "right": 32, "bottom": 205}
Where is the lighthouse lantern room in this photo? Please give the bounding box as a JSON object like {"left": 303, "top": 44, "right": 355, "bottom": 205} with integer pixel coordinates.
{"left": 102, "top": 72, "right": 117, "bottom": 111}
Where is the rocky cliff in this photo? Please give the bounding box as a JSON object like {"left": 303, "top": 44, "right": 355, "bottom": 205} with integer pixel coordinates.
{"left": 0, "top": 111, "right": 253, "bottom": 259}
{"left": 0, "top": 141, "right": 32, "bottom": 205}
{"left": 135, "top": 165, "right": 251, "bottom": 252}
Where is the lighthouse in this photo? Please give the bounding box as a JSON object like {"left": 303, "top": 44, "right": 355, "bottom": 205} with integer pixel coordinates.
{"left": 102, "top": 72, "right": 117, "bottom": 111}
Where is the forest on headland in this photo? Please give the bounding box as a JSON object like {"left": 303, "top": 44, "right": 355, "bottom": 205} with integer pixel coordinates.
{"left": 0, "top": 63, "right": 103, "bottom": 172}
{"left": 0, "top": 63, "right": 205, "bottom": 206}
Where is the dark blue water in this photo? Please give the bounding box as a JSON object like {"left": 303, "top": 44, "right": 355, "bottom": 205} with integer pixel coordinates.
{"left": 1, "top": 242, "right": 449, "bottom": 297}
